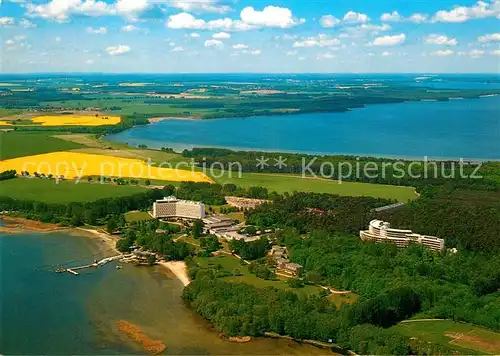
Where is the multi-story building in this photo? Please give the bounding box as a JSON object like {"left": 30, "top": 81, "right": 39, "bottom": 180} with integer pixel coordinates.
{"left": 360, "top": 219, "right": 445, "bottom": 252}
{"left": 153, "top": 196, "right": 205, "bottom": 220}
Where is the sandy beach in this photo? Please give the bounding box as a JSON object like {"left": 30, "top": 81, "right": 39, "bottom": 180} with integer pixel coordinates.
{"left": 158, "top": 261, "right": 191, "bottom": 286}
{"left": 147, "top": 116, "right": 198, "bottom": 123}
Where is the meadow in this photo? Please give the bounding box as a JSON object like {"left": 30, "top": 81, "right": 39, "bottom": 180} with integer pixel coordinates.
{"left": 213, "top": 171, "right": 417, "bottom": 202}
{"left": 392, "top": 320, "right": 500, "bottom": 355}
{"left": 0, "top": 178, "right": 147, "bottom": 204}
{"left": 0, "top": 132, "right": 84, "bottom": 160}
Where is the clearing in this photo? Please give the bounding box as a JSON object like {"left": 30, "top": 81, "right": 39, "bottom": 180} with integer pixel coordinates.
{"left": 393, "top": 319, "right": 500, "bottom": 355}
{"left": 0, "top": 178, "right": 147, "bottom": 204}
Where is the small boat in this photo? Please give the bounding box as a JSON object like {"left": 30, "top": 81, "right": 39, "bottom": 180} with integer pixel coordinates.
{"left": 116, "top": 265, "right": 123, "bottom": 270}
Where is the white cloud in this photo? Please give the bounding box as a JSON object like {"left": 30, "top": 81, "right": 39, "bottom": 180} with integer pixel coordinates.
{"left": 171, "top": 46, "right": 184, "bottom": 52}
{"left": 430, "top": 49, "right": 454, "bottom": 56}
{"left": 122, "top": 24, "right": 139, "bottom": 32}
{"left": 5, "top": 40, "right": 16, "bottom": 45}
{"left": 85, "top": 59, "right": 94, "bottom": 64}
{"left": 167, "top": 12, "right": 207, "bottom": 29}
{"left": 358, "top": 23, "right": 392, "bottom": 33}
{"left": 166, "top": 7, "right": 304, "bottom": 31}
{"left": 409, "top": 13, "right": 429, "bottom": 23}
{"left": 106, "top": 44, "right": 131, "bottom": 55}
{"left": 55, "top": 36, "right": 62, "bottom": 42}
{"left": 433, "top": 0, "right": 500, "bottom": 23}
{"left": 190, "top": 32, "right": 200, "bottom": 38}
{"left": 250, "top": 49, "right": 261, "bottom": 55}
{"left": 320, "top": 14, "right": 340, "bottom": 28}
{"left": 232, "top": 44, "right": 248, "bottom": 49}
{"left": 491, "top": 50, "right": 500, "bottom": 56}
{"left": 87, "top": 26, "right": 107, "bottom": 34}
{"left": 381, "top": 51, "right": 392, "bottom": 56}
{"left": 27, "top": 0, "right": 115, "bottom": 22}
{"left": 168, "top": 0, "right": 231, "bottom": 14}
{"left": 425, "top": 34, "right": 457, "bottom": 46}
{"left": 204, "top": 39, "right": 224, "bottom": 49}
{"left": 240, "top": 6, "right": 305, "bottom": 28}
{"left": 14, "top": 35, "right": 27, "bottom": 41}
{"left": 0, "top": 17, "right": 15, "bottom": 25}
{"left": 293, "top": 34, "right": 340, "bottom": 48}
{"left": 285, "top": 50, "right": 298, "bottom": 56}
{"left": 317, "top": 52, "right": 336, "bottom": 60}
{"left": 370, "top": 33, "right": 406, "bottom": 46}
{"left": 380, "top": 11, "right": 402, "bottom": 22}
{"left": 212, "top": 31, "right": 230, "bottom": 39}
{"left": 114, "top": 0, "right": 149, "bottom": 18}
{"left": 343, "top": 11, "right": 369, "bottom": 24}
{"left": 478, "top": 33, "right": 500, "bottom": 42}
{"left": 19, "top": 18, "right": 36, "bottom": 28}
{"left": 469, "top": 49, "right": 485, "bottom": 57}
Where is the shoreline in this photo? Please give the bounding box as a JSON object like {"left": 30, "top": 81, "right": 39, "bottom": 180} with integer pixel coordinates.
{"left": 0, "top": 215, "right": 120, "bottom": 254}
{"left": 158, "top": 260, "right": 191, "bottom": 286}
{"left": 147, "top": 116, "right": 199, "bottom": 123}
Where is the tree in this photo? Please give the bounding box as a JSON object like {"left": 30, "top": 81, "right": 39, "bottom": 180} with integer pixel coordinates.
{"left": 192, "top": 220, "right": 204, "bottom": 239}
{"left": 147, "top": 254, "right": 157, "bottom": 266}
{"left": 107, "top": 217, "right": 118, "bottom": 234}
{"left": 145, "top": 179, "right": 151, "bottom": 186}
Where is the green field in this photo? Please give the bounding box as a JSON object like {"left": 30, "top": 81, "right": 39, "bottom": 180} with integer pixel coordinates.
{"left": 196, "top": 255, "right": 322, "bottom": 297}
{"left": 392, "top": 320, "right": 500, "bottom": 355}
{"left": 0, "top": 132, "right": 84, "bottom": 160}
{"left": 0, "top": 178, "right": 147, "bottom": 204}
{"left": 213, "top": 171, "right": 417, "bottom": 202}
{"left": 124, "top": 211, "right": 154, "bottom": 222}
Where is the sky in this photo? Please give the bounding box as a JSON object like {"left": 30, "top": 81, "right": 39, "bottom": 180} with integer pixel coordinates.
{"left": 1, "top": 0, "right": 500, "bottom": 73}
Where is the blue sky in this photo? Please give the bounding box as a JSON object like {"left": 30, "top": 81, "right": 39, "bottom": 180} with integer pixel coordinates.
{"left": 1, "top": 0, "right": 500, "bottom": 73}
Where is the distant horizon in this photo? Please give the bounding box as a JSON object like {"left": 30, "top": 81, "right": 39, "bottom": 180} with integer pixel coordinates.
{"left": 1, "top": 72, "right": 499, "bottom": 76}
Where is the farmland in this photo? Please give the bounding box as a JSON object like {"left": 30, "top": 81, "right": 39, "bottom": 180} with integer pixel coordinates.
{"left": 31, "top": 115, "right": 121, "bottom": 126}
{"left": 0, "top": 178, "right": 147, "bottom": 204}
{"left": 0, "top": 151, "right": 213, "bottom": 182}
{"left": 0, "top": 131, "right": 84, "bottom": 160}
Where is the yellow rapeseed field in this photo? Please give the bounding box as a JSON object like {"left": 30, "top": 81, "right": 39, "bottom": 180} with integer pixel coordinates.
{"left": 0, "top": 152, "right": 213, "bottom": 183}
{"left": 31, "top": 115, "right": 121, "bottom": 126}
{"left": 0, "top": 121, "right": 12, "bottom": 126}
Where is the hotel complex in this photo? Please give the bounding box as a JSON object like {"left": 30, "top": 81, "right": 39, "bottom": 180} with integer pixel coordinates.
{"left": 153, "top": 196, "right": 206, "bottom": 220}
{"left": 360, "top": 219, "right": 445, "bottom": 252}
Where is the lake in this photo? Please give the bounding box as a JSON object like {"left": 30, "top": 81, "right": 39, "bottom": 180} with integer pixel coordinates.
{"left": 0, "top": 231, "right": 336, "bottom": 355}
{"left": 107, "top": 96, "right": 500, "bottom": 160}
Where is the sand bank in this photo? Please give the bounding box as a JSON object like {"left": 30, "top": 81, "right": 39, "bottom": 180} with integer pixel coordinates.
{"left": 147, "top": 116, "right": 198, "bottom": 123}
{"left": 158, "top": 261, "right": 191, "bottom": 286}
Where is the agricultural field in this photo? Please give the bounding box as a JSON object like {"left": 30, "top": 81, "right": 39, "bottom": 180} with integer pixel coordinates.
{"left": 0, "top": 132, "right": 84, "bottom": 160}
{"left": 0, "top": 178, "right": 147, "bottom": 204}
{"left": 31, "top": 115, "right": 121, "bottom": 126}
{"left": 213, "top": 171, "right": 417, "bottom": 202}
{"left": 0, "top": 152, "right": 212, "bottom": 182}
{"left": 392, "top": 320, "right": 500, "bottom": 355}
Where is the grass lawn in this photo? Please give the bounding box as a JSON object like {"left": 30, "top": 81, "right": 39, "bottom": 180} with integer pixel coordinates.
{"left": 124, "top": 211, "right": 154, "bottom": 223}
{"left": 0, "top": 132, "right": 84, "bottom": 160}
{"left": 0, "top": 178, "right": 147, "bottom": 204}
{"left": 196, "top": 255, "right": 323, "bottom": 297}
{"left": 392, "top": 320, "right": 500, "bottom": 355}
{"left": 328, "top": 292, "right": 359, "bottom": 308}
{"left": 213, "top": 171, "right": 417, "bottom": 202}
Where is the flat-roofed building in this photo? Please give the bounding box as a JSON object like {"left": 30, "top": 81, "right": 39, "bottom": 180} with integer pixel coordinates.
{"left": 153, "top": 196, "right": 205, "bottom": 220}
{"left": 360, "top": 219, "right": 445, "bottom": 252}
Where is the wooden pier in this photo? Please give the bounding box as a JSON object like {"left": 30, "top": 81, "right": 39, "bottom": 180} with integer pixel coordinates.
{"left": 56, "top": 255, "right": 128, "bottom": 276}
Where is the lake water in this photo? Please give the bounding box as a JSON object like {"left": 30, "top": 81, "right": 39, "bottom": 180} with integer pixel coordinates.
{"left": 0, "top": 231, "right": 336, "bottom": 355}
{"left": 108, "top": 96, "right": 500, "bottom": 160}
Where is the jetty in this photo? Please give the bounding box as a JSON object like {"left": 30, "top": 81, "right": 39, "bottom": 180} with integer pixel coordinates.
{"left": 56, "top": 255, "right": 130, "bottom": 276}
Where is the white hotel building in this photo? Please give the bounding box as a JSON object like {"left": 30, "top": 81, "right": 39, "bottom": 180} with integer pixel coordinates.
{"left": 153, "top": 196, "right": 205, "bottom": 220}
{"left": 360, "top": 219, "right": 445, "bottom": 252}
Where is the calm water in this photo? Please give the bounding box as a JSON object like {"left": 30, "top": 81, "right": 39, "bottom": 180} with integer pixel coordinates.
{"left": 0, "top": 231, "right": 335, "bottom": 355}
{"left": 108, "top": 96, "right": 500, "bottom": 160}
